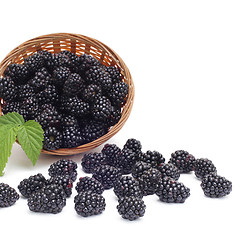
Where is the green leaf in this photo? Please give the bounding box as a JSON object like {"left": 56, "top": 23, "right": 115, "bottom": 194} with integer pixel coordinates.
{"left": 16, "top": 120, "right": 44, "bottom": 166}
{"left": 0, "top": 112, "right": 24, "bottom": 127}
{"left": 0, "top": 125, "right": 19, "bottom": 176}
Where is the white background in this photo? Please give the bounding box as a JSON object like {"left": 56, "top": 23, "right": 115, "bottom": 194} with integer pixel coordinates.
{"left": 0, "top": 0, "right": 249, "bottom": 239}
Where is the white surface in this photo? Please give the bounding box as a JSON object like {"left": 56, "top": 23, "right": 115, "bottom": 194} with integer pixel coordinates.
{"left": 0, "top": 0, "right": 249, "bottom": 239}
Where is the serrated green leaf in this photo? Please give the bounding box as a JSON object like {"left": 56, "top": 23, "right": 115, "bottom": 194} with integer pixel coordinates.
{"left": 16, "top": 120, "right": 44, "bottom": 166}
{"left": 0, "top": 112, "right": 24, "bottom": 127}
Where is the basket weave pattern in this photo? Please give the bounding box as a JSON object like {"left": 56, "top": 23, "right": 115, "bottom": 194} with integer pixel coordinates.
{"left": 0, "top": 33, "right": 134, "bottom": 155}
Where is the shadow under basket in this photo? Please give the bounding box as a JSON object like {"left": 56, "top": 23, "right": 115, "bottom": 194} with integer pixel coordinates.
{"left": 0, "top": 33, "right": 134, "bottom": 156}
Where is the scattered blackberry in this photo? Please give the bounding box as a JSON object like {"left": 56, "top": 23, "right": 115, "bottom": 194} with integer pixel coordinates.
{"left": 36, "top": 84, "right": 60, "bottom": 105}
{"left": 0, "top": 183, "right": 19, "bottom": 208}
{"left": 78, "top": 54, "right": 100, "bottom": 75}
{"left": 81, "top": 152, "right": 107, "bottom": 174}
{"left": 169, "top": 150, "right": 196, "bottom": 173}
{"left": 132, "top": 161, "right": 152, "bottom": 179}
{"left": 81, "top": 120, "right": 109, "bottom": 144}
{"left": 59, "top": 50, "right": 81, "bottom": 72}
{"left": 18, "top": 173, "right": 46, "bottom": 198}
{"left": 92, "top": 165, "right": 121, "bottom": 189}
{"left": 123, "top": 138, "right": 142, "bottom": 158}
{"left": 81, "top": 84, "right": 102, "bottom": 103}
{"left": 45, "top": 53, "right": 71, "bottom": 73}
{"left": 46, "top": 175, "right": 73, "bottom": 198}
{"left": 24, "top": 53, "right": 44, "bottom": 74}
{"left": 116, "top": 148, "right": 136, "bottom": 174}
{"left": 48, "top": 159, "right": 78, "bottom": 182}
{"left": 43, "top": 127, "right": 63, "bottom": 150}
{"left": 92, "top": 96, "right": 112, "bottom": 122}
{"left": 27, "top": 184, "right": 66, "bottom": 214}
{"left": 113, "top": 176, "right": 143, "bottom": 199}
{"left": 62, "top": 126, "right": 83, "bottom": 148}
{"left": 74, "top": 191, "right": 106, "bottom": 217}
{"left": 157, "top": 163, "right": 180, "bottom": 181}
{"left": 63, "top": 73, "right": 84, "bottom": 96}
{"left": 156, "top": 177, "right": 191, "bottom": 203}
{"left": 141, "top": 150, "right": 165, "bottom": 168}
{"left": 52, "top": 66, "right": 71, "bottom": 88}
{"left": 2, "top": 101, "right": 21, "bottom": 114}
{"left": 105, "top": 66, "right": 122, "bottom": 84}
{"left": 4, "top": 63, "right": 29, "bottom": 85}
{"left": 20, "top": 96, "right": 39, "bottom": 120}
{"left": 0, "top": 77, "right": 16, "bottom": 101}
{"left": 17, "top": 84, "right": 35, "bottom": 101}
{"left": 75, "top": 176, "right": 104, "bottom": 195}
{"left": 194, "top": 158, "right": 217, "bottom": 179}
{"left": 117, "top": 196, "right": 146, "bottom": 221}
{"left": 106, "top": 106, "right": 121, "bottom": 126}
{"left": 108, "top": 82, "right": 129, "bottom": 107}
{"left": 101, "top": 143, "right": 121, "bottom": 166}
{"left": 61, "top": 114, "right": 79, "bottom": 128}
{"left": 201, "top": 172, "right": 232, "bottom": 198}
{"left": 138, "top": 168, "right": 162, "bottom": 196}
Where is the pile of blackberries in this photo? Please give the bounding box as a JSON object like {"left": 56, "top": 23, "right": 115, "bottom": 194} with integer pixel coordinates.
{"left": 0, "top": 50, "right": 129, "bottom": 150}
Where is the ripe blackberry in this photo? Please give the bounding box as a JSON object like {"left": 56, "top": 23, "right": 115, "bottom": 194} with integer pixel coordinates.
{"left": 45, "top": 53, "right": 71, "bottom": 73}
{"left": 43, "top": 127, "right": 63, "bottom": 150}
{"left": 17, "top": 84, "right": 35, "bottom": 101}
{"left": 116, "top": 148, "right": 136, "bottom": 174}
{"left": 78, "top": 54, "right": 100, "bottom": 75}
{"left": 92, "top": 96, "right": 112, "bottom": 122}
{"left": 80, "top": 84, "right": 102, "bottom": 103}
{"left": 36, "top": 84, "right": 60, "bottom": 105}
{"left": 101, "top": 144, "right": 121, "bottom": 166}
{"left": 132, "top": 161, "right": 152, "bottom": 179}
{"left": 27, "top": 184, "right": 66, "bottom": 214}
{"left": 106, "top": 106, "right": 121, "bottom": 126}
{"left": 20, "top": 96, "right": 39, "bottom": 120}
{"left": 48, "top": 159, "right": 78, "bottom": 182}
{"left": 2, "top": 101, "right": 21, "bottom": 114}
{"left": 169, "top": 150, "right": 196, "bottom": 173}
{"left": 81, "top": 152, "right": 107, "bottom": 174}
{"left": 4, "top": 63, "right": 29, "bottom": 85}
{"left": 28, "top": 67, "right": 52, "bottom": 92}
{"left": 59, "top": 50, "right": 81, "bottom": 72}
{"left": 194, "top": 158, "right": 217, "bottom": 179}
{"left": 0, "top": 183, "right": 19, "bottom": 208}
{"left": 201, "top": 172, "right": 232, "bottom": 198}
{"left": 138, "top": 168, "right": 162, "bottom": 196}
{"left": 156, "top": 177, "right": 191, "bottom": 203}
{"left": 74, "top": 191, "right": 106, "bottom": 217}
{"left": 113, "top": 176, "right": 143, "bottom": 199}
{"left": 117, "top": 196, "right": 146, "bottom": 221}
{"left": 105, "top": 66, "right": 122, "bottom": 84}
{"left": 18, "top": 173, "right": 46, "bottom": 198}
{"left": 93, "top": 165, "right": 121, "bottom": 189}
{"left": 123, "top": 138, "right": 142, "bottom": 158}
{"left": 75, "top": 176, "right": 104, "bottom": 195}
{"left": 37, "top": 50, "right": 53, "bottom": 62}
{"left": 46, "top": 175, "right": 73, "bottom": 198}
{"left": 141, "top": 150, "right": 165, "bottom": 168}
{"left": 24, "top": 53, "right": 44, "bottom": 74}
{"left": 81, "top": 120, "right": 109, "bottom": 143}
{"left": 62, "top": 126, "right": 83, "bottom": 148}
{"left": 157, "top": 163, "right": 180, "bottom": 181}
{"left": 0, "top": 77, "right": 16, "bottom": 101}
{"left": 63, "top": 73, "right": 85, "bottom": 96}
{"left": 61, "top": 114, "right": 79, "bottom": 128}
{"left": 52, "top": 66, "right": 71, "bottom": 88}
{"left": 108, "top": 82, "right": 129, "bottom": 107}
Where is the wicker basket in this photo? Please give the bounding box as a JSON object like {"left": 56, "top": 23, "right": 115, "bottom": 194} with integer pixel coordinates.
{"left": 0, "top": 33, "right": 134, "bottom": 155}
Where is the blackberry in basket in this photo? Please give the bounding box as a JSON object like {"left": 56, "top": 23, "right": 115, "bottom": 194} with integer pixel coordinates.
{"left": 0, "top": 77, "right": 16, "bottom": 102}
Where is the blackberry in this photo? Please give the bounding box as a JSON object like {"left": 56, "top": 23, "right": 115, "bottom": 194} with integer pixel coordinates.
{"left": 116, "top": 148, "right": 136, "bottom": 174}
{"left": 60, "top": 96, "right": 90, "bottom": 117}
{"left": 61, "top": 114, "right": 79, "bottom": 128}
{"left": 138, "top": 168, "right": 162, "bottom": 196}
{"left": 75, "top": 176, "right": 104, "bottom": 195}
{"left": 78, "top": 54, "right": 100, "bottom": 75}
{"left": 156, "top": 177, "right": 191, "bottom": 203}
{"left": 24, "top": 53, "right": 44, "bottom": 74}
{"left": 59, "top": 50, "right": 81, "bottom": 72}
{"left": 106, "top": 106, "right": 121, "bottom": 126}
{"left": 0, "top": 77, "right": 16, "bottom": 101}
{"left": 45, "top": 53, "right": 71, "bottom": 73}
{"left": 81, "top": 120, "right": 109, "bottom": 143}
{"left": 105, "top": 66, "right": 122, "bottom": 84}
{"left": 17, "top": 84, "right": 35, "bottom": 101}
{"left": 62, "top": 126, "right": 83, "bottom": 148}
{"left": 46, "top": 175, "right": 73, "bottom": 198}
{"left": 28, "top": 67, "right": 52, "bottom": 92}
{"left": 108, "top": 82, "right": 129, "bottom": 107}
{"left": 43, "top": 127, "right": 63, "bottom": 150}
{"left": 113, "top": 176, "right": 143, "bottom": 199}
{"left": 20, "top": 96, "right": 39, "bottom": 120}
{"left": 52, "top": 66, "right": 71, "bottom": 88}
{"left": 81, "top": 152, "right": 107, "bottom": 174}
{"left": 92, "top": 96, "right": 112, "bottom": 122}
{"left": 123, "top": 138, "right": 142, "bottom": 158}
{"left": 63, "top": 73, "right": 84, "bottom": 96}
{"left": 194, "top": 158, "right": 217, "bottom": 179}
{"left": 92, "top": 165, "right": 121, "bottom": 189}
{"left": 36, "top": 84, "right": 60, "bottom": 105}
{"left": 201, "top": 172, "right": 232, "bottom": 198}
{"left": 157, "top": 163, "right": 180, "bottom": 181}
{"left": 37, "top": 50, "right": 53, "bottom": 62}
{"left": 0, "top": 183, "right": 19, "bottom": 207}
{"left": 4, "top": 63, "right": 29, "bottom": 85}
{"left": 101, "top": 144, "right": 121, "bottom": 166}
{"left": 80, "top": 84, "right": 102, "bottom": 103}
{"left": 169, "top": 150, "right": 196, "bottom": 173}
{"left": 141, "top": 150, "right": 165, "bottom": 168}
{"left": 27, "top": 184, "right": 66, "bottom": 214}
{"left": 18, "top": 173, "right": 46, "bottom": 198}
{"left": 48, "top": 159, "right": 78, "bottom": 182}
{"left": 131, "top": 161, "right": 152, "bottom": 179}
{"left": 2, "top": 101, "right": 21, "bottom": 114}
{"left": 74, "top": 191, "right": 106, "bottom": 217}
{"left": 117, "top": 196, "right": 146, "bottom": 221}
